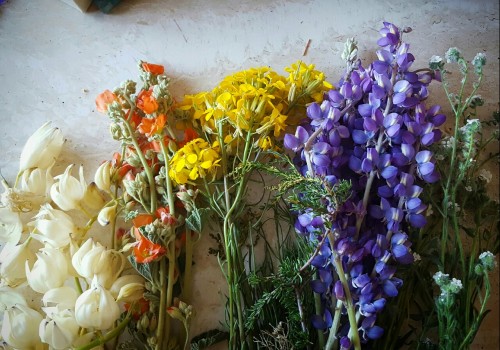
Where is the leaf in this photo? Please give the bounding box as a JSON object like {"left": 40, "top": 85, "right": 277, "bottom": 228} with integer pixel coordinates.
{"left": 128, "top": 255, "right": 153, "bottom": 282}
{"left": 186, "top": 207, "right": 211, "bottom": 233}
{"left": 190, "top": 329, "right": 229, "bottom": 350}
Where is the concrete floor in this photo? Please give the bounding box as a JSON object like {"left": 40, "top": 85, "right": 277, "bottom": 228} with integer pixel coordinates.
{"left": 0, "top": 0, "right": 498, "bottom": 349}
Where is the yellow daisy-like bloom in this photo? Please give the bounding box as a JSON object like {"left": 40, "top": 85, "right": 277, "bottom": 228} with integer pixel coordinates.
{"left": 169, "top": 138, "right": 221, "bottom": 184}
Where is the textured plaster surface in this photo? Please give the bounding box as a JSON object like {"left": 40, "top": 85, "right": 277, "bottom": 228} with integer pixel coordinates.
{"left": 0, "top": 0, "right": 498, "bottom": 349}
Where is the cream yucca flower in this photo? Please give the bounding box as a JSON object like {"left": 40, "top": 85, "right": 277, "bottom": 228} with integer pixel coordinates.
{"left": 83, "top": 182, "right": 107, "bottom": 211}
{"left": 39, "top": 308, "right": 79, "bottom": 350}
{"left": 0, "top": 286, "right": 27, "bottom": 309}
{"left": 19, "top": 166, "right": 54, "bottom": 206}
{"left": 26, "top": 246, "right": 69, "bottom": 293}
{"left": 50, "top": 164, "right": 87, "bottom": 211}
{"left": 0, "top": 206, "right": 22, "bottom": 244}
{"left": 74, "top": 276, "right": 121, "bottom": 330}
{"left": 72, "top": 237, "right": 126, "bottom": 288}
{"left": 31, "top": 203, "right": 78, "bottom": 248}
{"left": 0, "top": 238, "right": 36, "bottom": 287}
{"left": 19, "top": 121, "right": 64, "bottom": 172}
{"left": 1, "top": 303, "right": 44, "bottom": 349}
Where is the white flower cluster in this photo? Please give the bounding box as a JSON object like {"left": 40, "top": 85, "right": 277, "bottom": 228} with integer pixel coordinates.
{"left": 433, "top": 271, "right": 463, "bottom": 297}
{"left": 0, "top": 123, "right": 144, "bottom": 349}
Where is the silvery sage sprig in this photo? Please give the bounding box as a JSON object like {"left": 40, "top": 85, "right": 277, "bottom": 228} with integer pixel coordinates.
{"left": 283, "top": 21, "right": 443, "bottom": 349}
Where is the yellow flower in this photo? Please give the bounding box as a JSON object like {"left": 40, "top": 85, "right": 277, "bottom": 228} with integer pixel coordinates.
{"left": 169, "top": 138, "right": 221, "bottom": 184}
{"left": 256, "top": 107, "right": 288, "bottom": 138}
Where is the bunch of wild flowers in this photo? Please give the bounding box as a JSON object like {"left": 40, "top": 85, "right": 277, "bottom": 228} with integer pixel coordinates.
{"left": 93, "top": 61, "right": 203, "bottom": 350}
{"left": 283, "top": 22, "right": 443, "bottom": 349}
{"left": 398, "top": 47, "right": 499, "bottom": 350}
{"left": 0, "top": 123, "right": 145, "bottom": 350}
{"left": 170, "top": 62, "right": 331, "bottom": 348}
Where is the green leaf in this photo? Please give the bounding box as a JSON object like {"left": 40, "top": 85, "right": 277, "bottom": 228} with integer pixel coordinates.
{"left": 186, "top": 207, "right": 211, "bottom": 233}
{"left": 128, "top": 255, "right": 153, "bottom": 282}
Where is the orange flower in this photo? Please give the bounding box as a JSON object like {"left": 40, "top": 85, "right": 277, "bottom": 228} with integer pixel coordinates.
{"left": 179, "top": 128, "right": 199, "bottom": 147}
{"left": 138, "top": 114, "right": 166, "bottom": 137}
{"left": 125, "top": 297, "right": 149, "bottom": 320}
{"left": 136, "top": 89, "right": 159, "bottom": 115}
{"left": 133, "top": 214, "right": 154, "bottom": 228}
{"left": 133, "top": 227, "right": 166, "bottom": 263}
{"left": 126, "top": 110, "right": 143, "bottom": 129}
{"left": 156, "top": 207, "right": 176, "bottom": 226}
{"left": 142, "top": 62, "right": 165, "bottom": 75}
{"left": 96, "top": 90, "right": 117, "bottom": 113}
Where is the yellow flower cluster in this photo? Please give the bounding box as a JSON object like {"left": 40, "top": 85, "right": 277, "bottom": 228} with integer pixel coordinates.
{"left": 177, "top": 61, "right": 331, "bottom": 151}
{"left": 169, "top": 138, "right": 221, "bottom": 184}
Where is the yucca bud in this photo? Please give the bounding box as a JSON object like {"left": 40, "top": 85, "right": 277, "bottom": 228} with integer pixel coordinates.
{"left": 97, "top": 200, "right": 118, "bottom": 226}
{"left": 94, "top": 161, "right": 112, "bottom": 192}
{"left": 110, "top": 274, "right": 145, "bottom": 302}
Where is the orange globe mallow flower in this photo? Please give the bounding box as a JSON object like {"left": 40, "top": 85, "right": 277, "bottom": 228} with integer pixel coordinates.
{"left": 138, "top": 114, "right": 167, "bottom": 137}
{"left": 136, "top": 89, "right": 159, "bottom": 115}
{"left": 142, "top": 62, "right": 165, "bottom": 75}
{"left": 96, "top": 89, "right": 117, "bottom": 113}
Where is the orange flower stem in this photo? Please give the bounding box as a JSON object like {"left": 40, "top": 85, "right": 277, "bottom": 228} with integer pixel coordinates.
{"left": 122, "top": 118, "right": 157, "bottom": 214}
{"left": 156, "top": 257, "right": 168, "bottom": 350}
{"left": 182, "top": 227, "right": 193, "bottom": 303}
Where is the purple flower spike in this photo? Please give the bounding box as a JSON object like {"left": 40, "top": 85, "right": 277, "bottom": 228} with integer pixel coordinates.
{"left": 311, "top": 279, "right": 327, "bottom": 294}
{"left": 340, "top": 337, "right": 351, "bottom": 350}
{"left": 366, "top": 326, "right": 384, "bottom": 339}
{"left": 307, "top": 102, "right": 322, "bottom": 120}
{"left": 334, "top": 280, "right": 345, "bottom": 300}
{"left": 285, "top": 20, "right": 443, "bottom": 345}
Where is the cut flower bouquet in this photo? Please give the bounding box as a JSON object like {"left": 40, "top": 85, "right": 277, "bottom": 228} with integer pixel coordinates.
{"left": 0, "top": 20, "right": 498, "bottom": 350}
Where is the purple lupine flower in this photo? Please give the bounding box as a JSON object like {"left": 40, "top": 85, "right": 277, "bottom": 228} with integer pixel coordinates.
{"left": 284, "top": 21, "right": 444, "bottom": 346}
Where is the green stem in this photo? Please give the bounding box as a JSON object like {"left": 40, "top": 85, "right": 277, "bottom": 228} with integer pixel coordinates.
{"left": 121, "top": 118, "right": 157, "bottom": 214}
{"left": 182, "top": 228, "right": 193, "bottom": 303}
{"left": 158, "top": 138, "right": 178, "bottom": 350}
{"left": 328, "top": 231, "right": 361, "bottom": 350}
{"left": 458, "top": 274, "right": 491, "bottom": 350}
{"left": 313, "top": 288, "right": 326, "bottom": 349}
{"left": 164, "top": 240, "right": 177, "bottom": 349}
{"left": 75, "top": 310, "right": 133, "bottom": 350}
{"left": 74, "top": 276, "right": 83, "bottom": 294}
{"left": 156, "top": 258, "right": 168, "bottom": 350}
{"left": 325, "top": 299, "right": 343, "bottom": 350}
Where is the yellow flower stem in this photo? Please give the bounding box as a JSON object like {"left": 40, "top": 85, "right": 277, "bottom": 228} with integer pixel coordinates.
{"left": 328, "top": 230, "right": 361, "bottom": 350}
{"left": 121, "top": 115, "right": 157, "bottom": 214}
{"left": 74, "top": 307, "right": 134, "bottom": 350}
{"left": 216, "top": 119, "right": 255, "bottom": 349}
